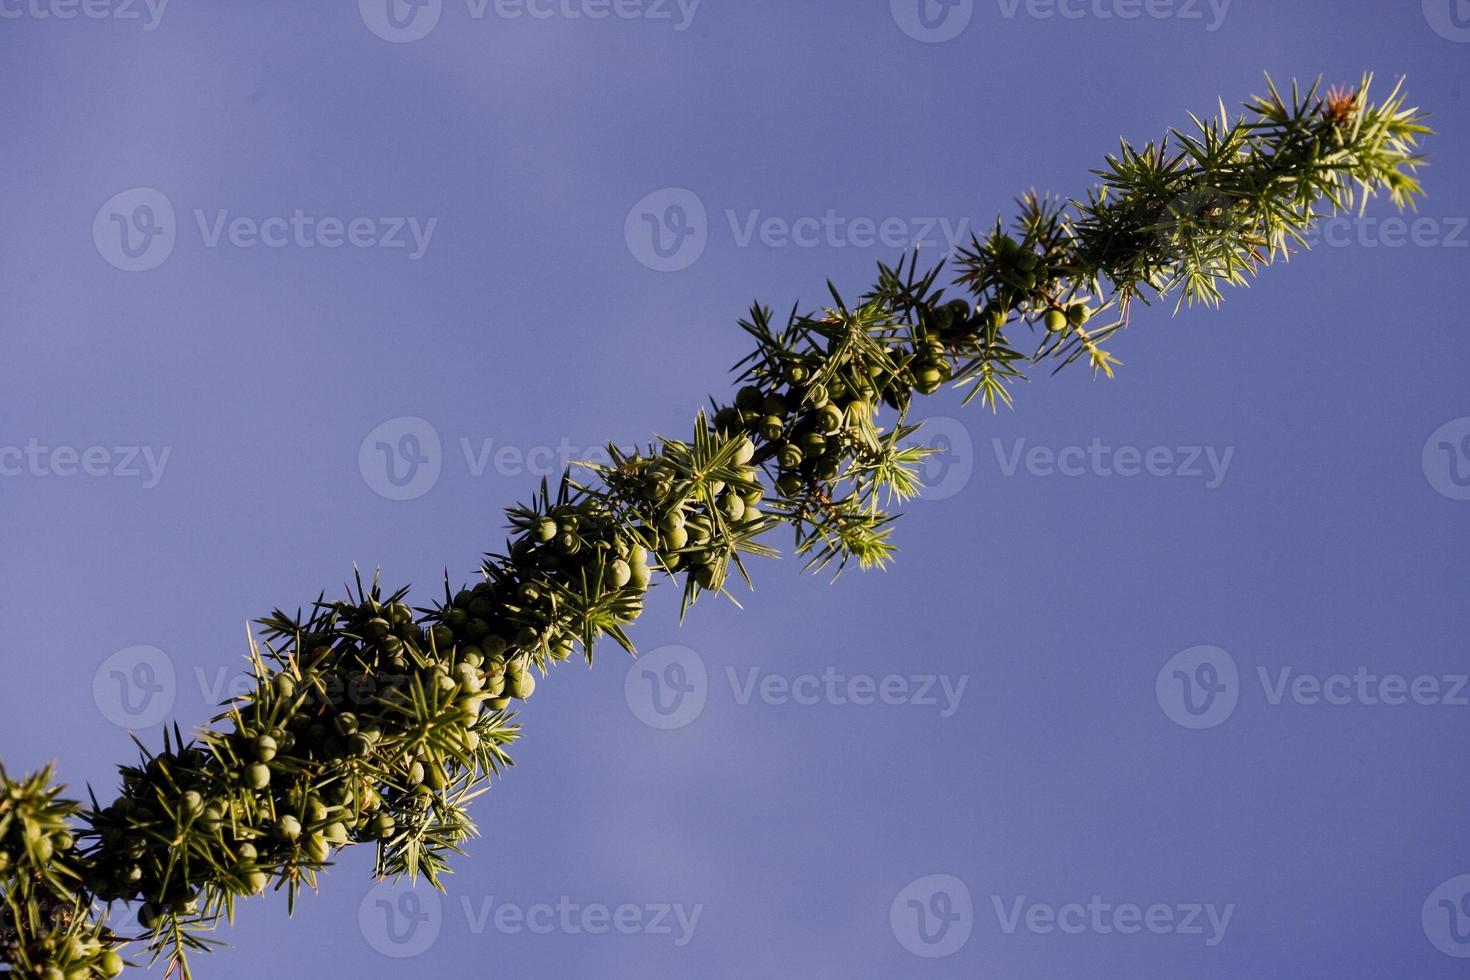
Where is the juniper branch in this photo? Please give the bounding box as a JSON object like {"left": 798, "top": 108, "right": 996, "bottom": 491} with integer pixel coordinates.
{"left": 0, "top": 74, "right": 1428, "bottom": 979}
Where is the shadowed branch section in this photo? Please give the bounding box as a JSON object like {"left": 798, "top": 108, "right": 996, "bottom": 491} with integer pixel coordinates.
{"left": 0, "top": 75, "right": 1426, "bottom": 978}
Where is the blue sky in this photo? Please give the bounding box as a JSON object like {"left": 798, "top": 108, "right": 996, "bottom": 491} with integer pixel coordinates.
{"left": 2, "top": 1, "right": 1469, "bottom": 976}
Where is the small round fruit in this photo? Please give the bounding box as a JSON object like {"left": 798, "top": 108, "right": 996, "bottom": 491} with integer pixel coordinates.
{"left": 817, "top": 404, "right": 844, "bottom": 434}
{"left": 1044, "top": 308, "right": 1068, "bottom": 333}
{"left": 302, "top": 833, "right": 330, "bottom": 863}
{"left": 276, "top": 815, "right": 302, "bottom": 841}
{"left": 778, "top": 443, "right": 803, "bottom": 468}
{"left": 913, "top": 364, "right": 945, "bottom": 395}
{"left": 721, "top": 495, "right": 746, "bottom": 521}
{"left": 507, "top": 670, "right": 537, "bottom": 700}
{"left": 759, "top": 415, "right": 784, "bottom": 440}
{"left": 1067, "top": 303, "right": 1091, "bottom": 326}
{"left": 333, "top": 713, "right": 359, "bottom": 737}
{"left": 370, "top": 813, "right": 396, "bottom": 839}
{"left": 663, "top": 525, "right": 689, "bottom": 550}
{"left": 608, "top": 559, "right": 632, "bottom": 589}
{"left": 693, "top": 563, "right": 720, "bottom": 590}
{"left": 237, "top": 842, "right": 258, "bottom": 863}
{"left": 776, "top": 474, "right": 804, "bottom": 497}
{"left": 272, "top": 674, "right": 297, "bottom": 700}
{"left": 181, "top": 790, "right": 205, "bottom": 817}
{"left": 245, "top": 764, "right": 271, "bottom": 791}
{"left": 628, "top": 561, "right": 652, "bottom": 591}
{"left": 98, "top": 950, "right": 125, "bottom": 977}
{"left": 735, "top": 386, "right": 764, "bottom": 412}
{"left": 137, "top": 903, "right": 163, "bottom": 931}
{"left": 733, "top": 436, "right": 757, "bottom": 465}
{"left": 534, "top": 517, "right": 557, "bottom": 542}
{"left": 252, "top": 735, "right": 278, "bottom": 763}
{"left": 243, "top": 870, "right": 270, "bottom": 895}
{"left": 347, "top": 733, "right": 373, "bottom": 757}
{"left": 455, "top": 663, "right": 484, "bottom": 694}
{"left": 784, "top": 363, "right": 809, "bottom": 384}
{"left": 805, "top": 382, "right": 830, "bottom": 408}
